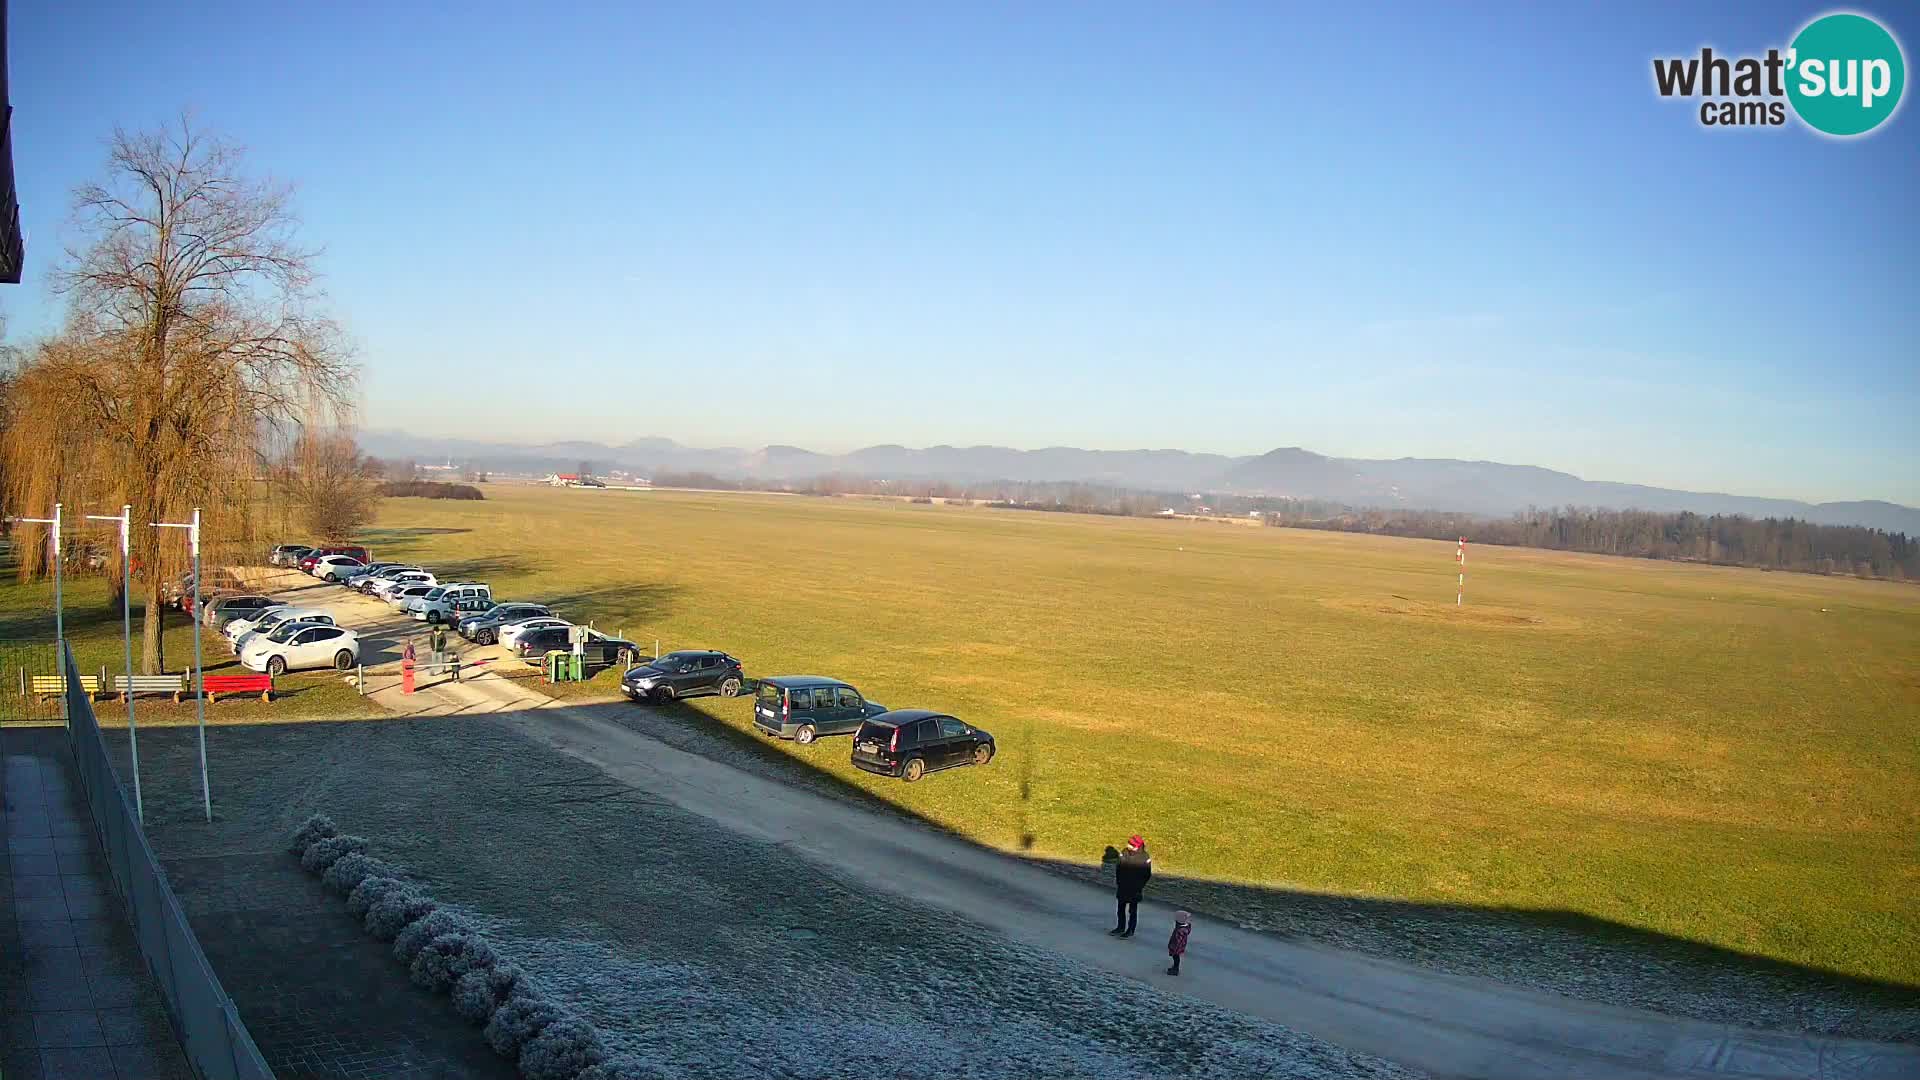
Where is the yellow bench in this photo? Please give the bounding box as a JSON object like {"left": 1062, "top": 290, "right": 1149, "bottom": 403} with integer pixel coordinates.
{"left": 28, "top": 674, "right": 101, "bottom": 698}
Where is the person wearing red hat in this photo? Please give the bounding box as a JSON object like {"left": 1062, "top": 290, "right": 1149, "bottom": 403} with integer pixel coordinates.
{"left": 1109, "top": 834, "right": 1152, "bottom": 938}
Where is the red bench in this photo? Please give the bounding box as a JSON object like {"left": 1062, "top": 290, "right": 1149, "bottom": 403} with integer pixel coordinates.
{"left": 201, "top": 673, "right": 274, "bottom": 703}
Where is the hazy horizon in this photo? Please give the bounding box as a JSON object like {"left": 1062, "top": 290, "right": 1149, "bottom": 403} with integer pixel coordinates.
{"left": 6, "top": 2, "right": 1916, "bottom": 505}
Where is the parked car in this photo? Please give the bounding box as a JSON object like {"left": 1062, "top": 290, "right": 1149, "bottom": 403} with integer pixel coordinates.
{"left": 356, "top": 566, "right": 427, "bottom": 595}
{"left": 202, "top": 594, "right": 276, "bottom": 630}
{"left": 752, "top": 676, "right": 886, "bottom": 743}
{"left": 240, "top": 621, "right": 361, "bottom": 675}
{"left": 458, "top": 603, "right": 554, "bottom": 644}
{"left": 298, "top": 545, "right": 371, "bottom": 573}
{"left": 223, "top": 604, "right": 291, "bottom": 643}
{"left": 513, "top": 626, "right": 641, "bottom": 668}
{"left": 369, "top": 571, "right": 436, "bottom": 599}
{"left": 227, "top": 607, "right": 332, "bottom": 650}
{"left": 312, "top": 555, "right": 366, "bottom": 582}
{"left": 336, "top": 560, "right": 403, "bottom": 586}
{"left": 418, "top": 593, "right": 494, "bottom": 625}
{"left": 620, "top": 651, "right": 746, "bottom": 703}
{"left": 405, "top": 583, "right": 491, "bottom": 620}
{"left": 268, "top": 544, "right": 313, "bottom": 567}
{"left": 386, "top": 584, "right": 439, "bottom": 610}
{"left": 497, "top": 616, "right": 571, "bottom": 650}
{"left": 851, "top": 710, "right": 995, "bottom": 782}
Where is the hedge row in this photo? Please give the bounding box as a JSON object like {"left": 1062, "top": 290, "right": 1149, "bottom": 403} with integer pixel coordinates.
{"left": 289, "top": 814, "right": 660, "bottom": 1080}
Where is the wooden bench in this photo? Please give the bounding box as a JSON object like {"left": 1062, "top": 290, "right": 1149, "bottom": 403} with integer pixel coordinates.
{"left": 201, "top": 673, "right": 274, "bottom": 703}
{"left": 110, "top": 674, "right": 190, "bottom": 703}
{"left": 29, "top": 674, "right": 101, "bottom": 698}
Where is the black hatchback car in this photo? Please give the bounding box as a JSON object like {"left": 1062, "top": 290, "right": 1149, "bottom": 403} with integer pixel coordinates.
{"left": 851, "top": 710, "right": 995, "bottom": 782}
{"left": 620, "top": 651, "right": 745, "bottom": 702}
{"left": 458, "top": 602, "right": 554, "bottom": 644}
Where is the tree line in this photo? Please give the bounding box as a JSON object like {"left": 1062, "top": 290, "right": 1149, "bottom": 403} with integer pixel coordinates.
{"left": 1263, "top": 505, "right": 1920, "bottom": 581}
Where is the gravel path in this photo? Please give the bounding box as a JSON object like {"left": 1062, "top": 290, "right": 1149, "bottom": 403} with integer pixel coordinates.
{"left": 114, "top": 716, "right": 1416, "bottom": 1080}
{"left": 596, "top": 701, "right": 1920, "bottom": 1047}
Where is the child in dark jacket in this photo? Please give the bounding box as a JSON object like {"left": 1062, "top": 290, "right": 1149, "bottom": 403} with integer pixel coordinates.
{"left": 1167, "top": 910, "right": 1192, "bottom": 975}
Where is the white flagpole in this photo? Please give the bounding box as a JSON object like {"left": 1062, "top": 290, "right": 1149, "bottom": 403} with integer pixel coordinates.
{"left": 87, "top": 506, "right": 143, "bottom": 822}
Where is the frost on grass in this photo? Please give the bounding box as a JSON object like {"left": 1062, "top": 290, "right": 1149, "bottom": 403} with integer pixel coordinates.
{"left": 471, "top": 921, "right": 1419, "bottom": 1080}
{"left": 518, "top": 1016, "right": 608, "bottom": 1080}
{"left": 484, "top": 993, "right": 563, "bottom": 1059}
{"left": 395, "top": 910, "right": 475, "bottom": 965}
{"left": 577, "top": 1059, "right": 670, "bottom": 1080}
{"left": 366, "top": 889, "right": 438, "bottom": 942}
{"left": 322, "top": 852, "right": 393, "bottom": 896}
{"left": 454, "top": 964, "right": 529, "bottom": 1025}
{"left": 287, "top": 813, "right": 337, "bottom": 856}
{"left": 411, "top": 931, "right": 499, "bottom": 993}
{"left": 347, "top": 875, "right": 408, "bottom": 919}
{"left": 300, "top": 834, "right": 367, "bottom": 874}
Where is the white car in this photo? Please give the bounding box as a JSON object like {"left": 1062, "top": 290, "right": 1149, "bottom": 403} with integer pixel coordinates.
{"left": 498, "top": 617, "right": 570, "bottom": 650}
{"left": 386, "top": 584, "right": 438, "bottom": 610}
{"left": 352, "top": 565, "right": 423, "bottom": 594}
{"left": 312, "top": 555, "right": 366, "bottom": 582}
{"left": 410, "top": 584, "right": 494, "bottom": 623}
{"left": 370, "top": 572, "right": 435, "bottom": 600}
{"left": 240, "top": 621, "right": 361, "bottom": 675}
{"left": 229, "top": 608, "right": 332, "bottom": 651}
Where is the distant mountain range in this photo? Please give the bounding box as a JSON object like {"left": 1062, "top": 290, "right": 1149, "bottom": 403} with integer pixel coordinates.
{"left": 359, "top": 430, "right": 1920, "bottom": 535}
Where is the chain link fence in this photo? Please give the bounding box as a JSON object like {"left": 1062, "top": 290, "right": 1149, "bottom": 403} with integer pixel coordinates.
{"left": 0, "top": 639, "right": 67, "bottom": 723}
{"left": 61, "top": 642, "right": 277, "bottom": 1080}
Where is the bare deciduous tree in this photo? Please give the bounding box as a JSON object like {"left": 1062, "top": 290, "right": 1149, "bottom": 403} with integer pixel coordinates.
{"left": 1, "top": 117, "right": 354, "bottom": 672}
{"left": 275, "top": 430, "right": 382, "bottom": 543}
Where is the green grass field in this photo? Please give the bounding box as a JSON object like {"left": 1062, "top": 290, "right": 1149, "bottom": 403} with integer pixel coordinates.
{"left": 346, "top": 485, "right": 1920, "bottom": 986}
{"left": 12, "top": 485, "right": 1916, "bottom": 985}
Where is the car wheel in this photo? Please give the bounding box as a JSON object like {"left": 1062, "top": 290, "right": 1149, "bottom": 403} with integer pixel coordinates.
{"left": 795, "top": 724, "right": 817, "bottom": 745}
{"left": 654, "top": 684, "right": 676, "bottom": 702}
{"left": 267, "top": 655, "right": 287, "bottom": 677}
{"left": 719, "top": 676, "right": 742, "bottom": 698}
{"left": 902, "top": 757, "right": 926, "bottom": 783}
{"left": 479, "top": 630, "right": 496, "bottom": 646}
{"left": 973, "top": 743, "right": 994, "bottom": 766}
{"left": 426, "top": 611, "right": 441, "bottom": 624}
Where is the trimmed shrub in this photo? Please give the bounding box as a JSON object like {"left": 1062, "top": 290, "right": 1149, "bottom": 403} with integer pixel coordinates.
{"left": 483, "top": 993, "right": 562, "bottom": 1059}
{"left": 518, "top": 1016, "right": 607, "bottom": 1080}
{"left": 394, "top": 910, "right": 473, "bottom": 965}
{"left": 453, "top": 963, "right": 527, "bottom": 1024}
{"left": 410, "top": 931, "right": 498, "bottom": 992}
{"left": 322, "top": 853, "right": 393, "bottom": 896}
{"left": 366, "top": 889, "right": 438, "bottom": 941}
{"left": 347, "top": 875, "right": 407, "bottom": 918}
{"left": 577, "top": 1059, "right": 670, "bottom": 1080}
{"left": 300, "top": 834, "right": 367, "bottom": 874}
{"left": 287, "top": 813, "right": 337, "bottom": 855}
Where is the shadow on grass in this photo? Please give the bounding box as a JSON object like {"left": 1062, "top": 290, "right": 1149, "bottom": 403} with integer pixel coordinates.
{"left": 359, "top": 527, "right": 474, "bottom": 544}
{"left": 76, "top": 697, "right": 1920, "bottom": 1041}
{"left": 540, "top": 582, "right": 684, "bottom": 627}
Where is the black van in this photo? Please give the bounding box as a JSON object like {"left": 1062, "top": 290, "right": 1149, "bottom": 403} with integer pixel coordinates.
{"left": 851, "top": 710, "right": 996, "bottom": 782}
{"left": 754, "top": 676, "right": 887, "bottom": 744}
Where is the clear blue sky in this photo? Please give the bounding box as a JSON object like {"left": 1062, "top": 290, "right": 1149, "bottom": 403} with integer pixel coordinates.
{"left": 5, "top": 2, "right": 1916, "bottom": 503}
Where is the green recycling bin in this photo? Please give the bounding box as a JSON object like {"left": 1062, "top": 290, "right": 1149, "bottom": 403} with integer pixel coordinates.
{"left": 544, "top": 650, "right": 584, "bottom": 683}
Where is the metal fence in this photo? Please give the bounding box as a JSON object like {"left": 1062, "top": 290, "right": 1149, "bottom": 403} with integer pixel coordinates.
{"left": 61, "top": 642, "right": 277, "bottom": 1080}
{"left": 1, "top": 639, "right": 67, "bottom": 723}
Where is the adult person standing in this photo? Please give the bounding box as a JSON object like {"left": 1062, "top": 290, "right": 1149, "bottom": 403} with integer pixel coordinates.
{"left": 1110, "top": 834, "right": 1152, "bottom": 937}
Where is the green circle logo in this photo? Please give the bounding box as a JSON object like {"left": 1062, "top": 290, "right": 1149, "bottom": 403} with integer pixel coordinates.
{"left": 1787, "top": 13, "right": 1906, "bottom": 136}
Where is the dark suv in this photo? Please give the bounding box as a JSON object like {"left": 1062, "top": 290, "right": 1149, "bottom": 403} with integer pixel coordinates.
{"left": 754, "top": 676, "right": 886, "bottom": 743}
{"left": 851, "top": 710, "right": 995, "bottom": 782}
{"left": 620, "top": 651, "right": 745, "bottom": 702}
{"left": 513, "top": 626, "right": 642, "bottom": 669}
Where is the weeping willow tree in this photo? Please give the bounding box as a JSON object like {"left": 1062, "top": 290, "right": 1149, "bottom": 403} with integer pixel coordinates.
{"left": 0, "top": 118, "right": 353, "bottom": 672}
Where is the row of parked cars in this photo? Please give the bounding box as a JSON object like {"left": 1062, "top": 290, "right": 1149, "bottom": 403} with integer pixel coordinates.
{"left": 266, "top": 543, "right": 998, "bottom": 783}
{"left": 186, "top": 589, "right": 363, "bottom": 676}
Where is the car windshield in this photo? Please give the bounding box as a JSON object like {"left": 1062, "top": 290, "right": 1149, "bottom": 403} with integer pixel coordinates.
{"left": 756, "top": 684, "right": 782, "bottom": 705}
{"left": 854, "top": 721, "right": 894, "bottom": 744}
{"left": 264, "top": 622, "right": 307, "bottom": 643}
{"left": 423, "top": 588, "right": 446, "bottom": 599}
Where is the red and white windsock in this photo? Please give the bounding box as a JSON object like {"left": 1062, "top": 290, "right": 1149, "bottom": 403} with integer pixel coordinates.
{"left": 1456, "top": 537, "right": 1466, "bottom": 606}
